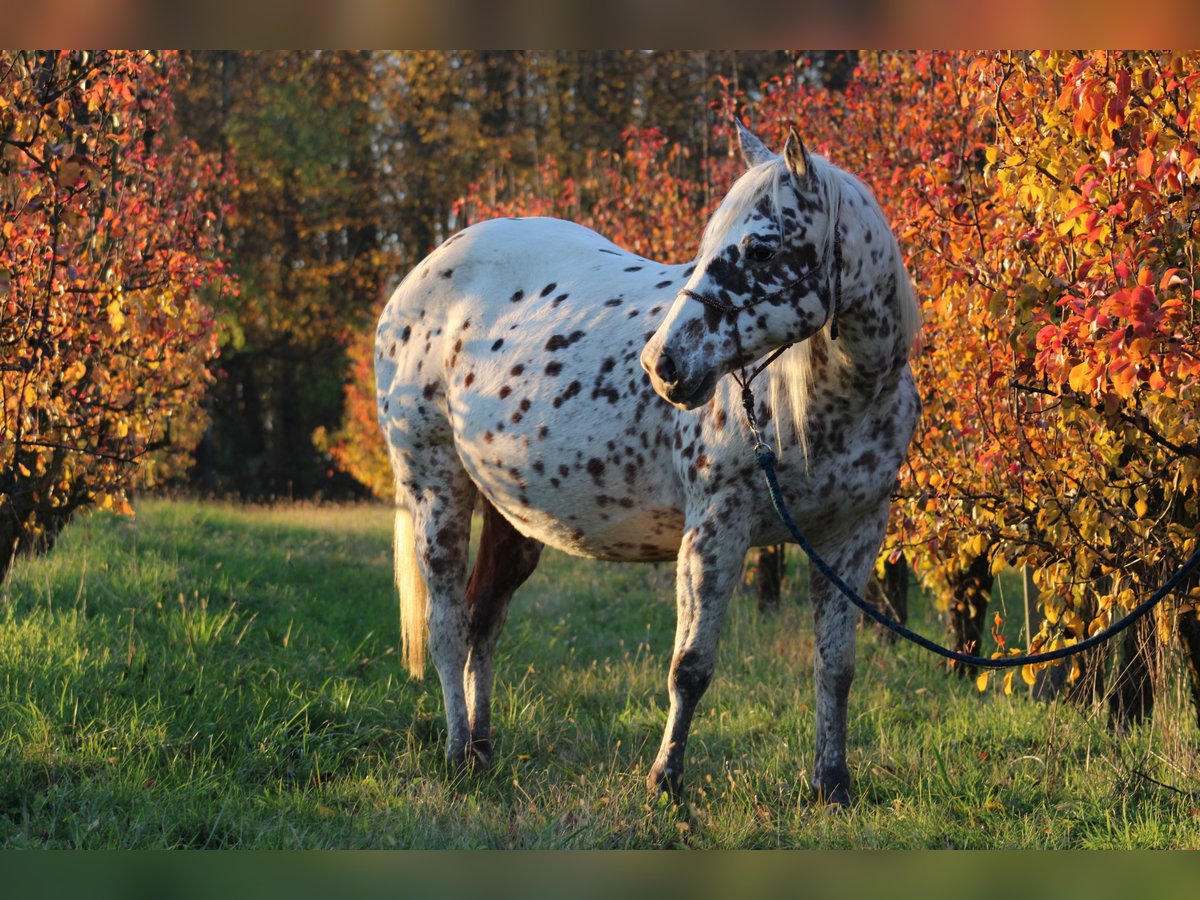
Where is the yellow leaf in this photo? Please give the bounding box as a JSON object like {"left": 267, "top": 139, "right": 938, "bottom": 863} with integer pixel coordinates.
{"left": 1003, "top": 671, "right": 1015, "bottom": 696}
{"left": 965, "top": 532, "right": 987, "bottom": 559}
{"left": 1021, "top": 664, "right": 1037, "bottom": 686}
{"left": 1068, "top": 361, "right": 1094, "bottom": 393}
{"left": 107, "top": 300, "right": 125, "bottom": 331}
{"left": 976, "top": 671, "right": 990, "bottom": 692}
{"left": 1134, "top": 497, "right": 1149, "bottom": 518}
{"left": 114, "top": 419, "right": 130, "bottom": 438}
{"left": 64, "top": 359, "right": 87, "bottom": 383}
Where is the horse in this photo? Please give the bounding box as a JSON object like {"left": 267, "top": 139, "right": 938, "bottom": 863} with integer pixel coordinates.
{"left": 374, "top": 122, "right": 920, "bottom": 805}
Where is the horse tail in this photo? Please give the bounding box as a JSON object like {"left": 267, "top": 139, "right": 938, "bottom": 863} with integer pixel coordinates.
{"left": 395, "top": 502, "right": 428, "bottom": 678}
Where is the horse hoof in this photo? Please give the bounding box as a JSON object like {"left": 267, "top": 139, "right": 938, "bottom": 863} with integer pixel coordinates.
{"left": 812, "top": 777, "right": 852, "bottom": 809}
{"left": 646, "top": 764, "right": 683, "bottom": 802}
{"left": 467, "top": 738, "right": 494, "bottom": 769}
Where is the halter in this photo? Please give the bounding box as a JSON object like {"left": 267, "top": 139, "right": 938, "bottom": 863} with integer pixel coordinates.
{"left": 681, "top": 210, "right": 844, "bottom": 451}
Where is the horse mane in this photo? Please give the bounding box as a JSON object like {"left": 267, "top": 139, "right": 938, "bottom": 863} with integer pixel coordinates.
{"left": 742, "top": 156, "right": 922, "bottom": 461}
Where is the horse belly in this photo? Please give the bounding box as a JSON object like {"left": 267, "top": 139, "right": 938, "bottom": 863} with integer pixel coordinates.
{"left": 449, "top": 348, "right": 686, "bottom": 562}
{"left": 518, "top": 496, "right": 685, "bottom": 563}
{"left": 456, "top": 403, "right": 685, "bottom": 561}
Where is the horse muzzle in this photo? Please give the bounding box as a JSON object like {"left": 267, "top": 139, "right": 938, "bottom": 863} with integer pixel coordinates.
{"left": 640, "top": 342, "right": 718, "bottom": 410}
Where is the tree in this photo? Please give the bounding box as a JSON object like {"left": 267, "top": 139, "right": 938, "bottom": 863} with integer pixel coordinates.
{"left": 175, "top": 51, "right": 398, "bottom": 499}
{"left": 974, "top": 51, "right": 1200, "bottom": 721}
{"left": 1, "top": 50, "right": 230, "bottom": 578}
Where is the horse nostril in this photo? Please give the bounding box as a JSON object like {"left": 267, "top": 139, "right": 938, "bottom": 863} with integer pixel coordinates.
{"left": 654, "top": 353, "right": 678, "bottom": 385}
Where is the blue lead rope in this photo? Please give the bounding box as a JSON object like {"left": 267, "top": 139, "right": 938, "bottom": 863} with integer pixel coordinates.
{"left": 755, "top": 445, "right": 1200, "bottom": 670}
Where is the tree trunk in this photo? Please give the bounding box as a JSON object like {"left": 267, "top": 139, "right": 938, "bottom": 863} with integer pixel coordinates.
{"left": 882, "top": 553, "right": 909, "bottom": 625}
{"left": 1108, "top": 616, "right": 1158, "bottom": 732}
{"left": 946, "top": 552, "right": 993, "bottom": 677}
{"left": 0, "top": 505, "right": 21, "bottom": 584}
{"left": 749, "top": 544, "right": 786, "bottom": 613}
{"left": 864, "top": 553, "right": 908, "bottom": 643}
{"left": 0, "top": 489, "right": 75, "bottom": 583}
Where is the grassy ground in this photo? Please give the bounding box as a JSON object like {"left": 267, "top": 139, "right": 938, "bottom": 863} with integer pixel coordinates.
{"left": 1, "top": 499, "right": 1198, "bottom": 848}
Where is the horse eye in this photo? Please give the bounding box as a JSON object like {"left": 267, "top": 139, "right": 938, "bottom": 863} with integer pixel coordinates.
{"left": 746, "top": 242, "right": 776, "bottom": 263}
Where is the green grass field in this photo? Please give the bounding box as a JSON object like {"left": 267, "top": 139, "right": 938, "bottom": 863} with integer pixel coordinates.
{"left": 1, "top": 499, "right": 1198, "bottom": 848}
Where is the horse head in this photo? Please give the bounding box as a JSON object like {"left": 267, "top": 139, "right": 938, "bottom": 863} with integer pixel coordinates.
{"left": 641, "top": 124, "right": 840, "bottom": 409}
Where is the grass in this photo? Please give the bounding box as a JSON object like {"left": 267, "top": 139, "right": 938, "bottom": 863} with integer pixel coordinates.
{"left": 1, "top": 498, "right": 1198, "bottom": 848}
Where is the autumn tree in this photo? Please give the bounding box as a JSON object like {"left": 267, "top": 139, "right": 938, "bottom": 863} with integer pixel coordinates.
{"left": 973, "top": 51, "right": 1200, "bottom": 722}
{"left": 743, "top": 51, "right": 1200, "bottom": 722}
{"left": 0, "top": 50, "right": 231, "bottom": 579}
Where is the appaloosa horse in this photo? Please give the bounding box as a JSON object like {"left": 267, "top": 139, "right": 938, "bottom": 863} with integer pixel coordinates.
{"left": 375, "top": 123, "right": 920, "bottom": 804}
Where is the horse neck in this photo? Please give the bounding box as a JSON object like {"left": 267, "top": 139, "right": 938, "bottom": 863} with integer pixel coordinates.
{"left": 821, "top": 174, "right": 917, "bottom": 403}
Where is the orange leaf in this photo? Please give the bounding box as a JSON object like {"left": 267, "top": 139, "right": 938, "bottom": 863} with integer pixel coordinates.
{"left": 1159, "top": 268, "right": 1185, "bottom": 290}
{"left": 1137, "top": 147, "right": 1155, "bottom": 179}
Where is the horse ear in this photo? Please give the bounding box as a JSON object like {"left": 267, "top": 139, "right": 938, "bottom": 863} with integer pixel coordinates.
{"left": 783, "top": 128, "right": 812, "bottom": 182}
{"left": 736, "top": 120, "right": 775, "bottom": 168}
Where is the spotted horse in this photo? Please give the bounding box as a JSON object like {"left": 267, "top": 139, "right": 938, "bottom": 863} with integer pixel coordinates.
{"left": 375, "top": 123, "right": 921, "bottom": 806}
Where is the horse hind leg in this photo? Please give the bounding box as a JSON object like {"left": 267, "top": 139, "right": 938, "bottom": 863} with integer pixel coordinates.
{"left": 394, "top": 449, "right": 477, "bottom": 766}
{"left": 463, "top": 499, "right": 543, "bottom": 766}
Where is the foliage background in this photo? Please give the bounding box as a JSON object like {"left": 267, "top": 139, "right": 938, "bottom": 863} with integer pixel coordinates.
{"left": 5, "top": 48, "right": 1200, "bottom": 738}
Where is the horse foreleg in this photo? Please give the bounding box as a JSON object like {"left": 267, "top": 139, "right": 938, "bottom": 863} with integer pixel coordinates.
{"left": 648, "top": 497, "right": 749, "bottom": 799}
{"left": 463, "top": 499, "right": 543, "bottom": 766}
{"left": 809, "top": 503, "right": 889, "bottom": 806}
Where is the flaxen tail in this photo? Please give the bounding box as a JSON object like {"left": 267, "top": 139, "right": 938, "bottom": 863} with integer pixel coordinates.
{"left": 395, "top": 504, "right": 428, "bottom": 678}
